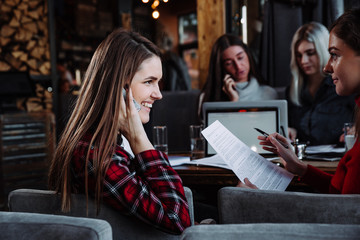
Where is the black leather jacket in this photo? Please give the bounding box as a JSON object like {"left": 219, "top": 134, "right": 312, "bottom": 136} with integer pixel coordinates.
{"left": 287, "top": 76, "right": 355, "bottom": 145}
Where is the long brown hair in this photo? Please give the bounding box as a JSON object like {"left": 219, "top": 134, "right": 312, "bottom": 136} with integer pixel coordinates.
{"left": 48, "top": 28, "right": 160, "bottom": 212}
{"left": 201, "top": 34, "right": 263, "bottom": 104}
{"left": 330, "top": 8, "right": 360, "bottom": 137}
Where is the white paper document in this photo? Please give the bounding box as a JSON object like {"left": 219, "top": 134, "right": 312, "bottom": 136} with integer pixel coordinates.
{"left": 168, "top": 155, "right": 191, "bottom": 166}
{"left": 305, "top": 145, "right": 345, "bottom": 154}
{"left": 187, "top": 154, "right": 231, "bottom": 169}
{"left": 201, "top": 120, "right": 294, "bottom": 191}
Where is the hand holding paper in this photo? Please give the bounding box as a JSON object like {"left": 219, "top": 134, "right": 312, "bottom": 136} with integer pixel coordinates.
{"left": 201, "top": 120, "right": 293, "bottom": 191}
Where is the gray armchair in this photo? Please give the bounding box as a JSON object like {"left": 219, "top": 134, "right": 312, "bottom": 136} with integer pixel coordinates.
{"left": 8, "top": 187, "right": 194, "bottom": 240}
{"left": 0, "top": 211, "right": 112, "bottom": 240}
{"left": 180, "top": 223, "right": 360, "bottom": 240}
{"left": 218, "top": 187, "right": 360, "bottom": 224}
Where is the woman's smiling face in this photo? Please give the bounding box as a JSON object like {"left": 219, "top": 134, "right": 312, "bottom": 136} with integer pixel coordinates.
{"left": 324, "top": 31, "right": 360, "bottom": 96}
{"left": 130, "top": 56, "right": 163, "bottom": 124}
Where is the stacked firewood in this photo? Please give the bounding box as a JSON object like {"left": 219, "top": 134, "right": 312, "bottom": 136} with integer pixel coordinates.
{"left": 0, "top": 0, "right": 50, "bottom": 75}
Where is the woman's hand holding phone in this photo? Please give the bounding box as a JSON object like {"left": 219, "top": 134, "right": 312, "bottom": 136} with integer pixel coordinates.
{"left": 222, "top": 74, "right": 239, "bottom": 101}
{"left": 119, "top": 87, "right": 153, "bottom": 154}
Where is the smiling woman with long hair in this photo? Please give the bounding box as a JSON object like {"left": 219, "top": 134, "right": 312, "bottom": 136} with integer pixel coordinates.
{"left": 48, "top": 28, "right": 191, "bottom": 234}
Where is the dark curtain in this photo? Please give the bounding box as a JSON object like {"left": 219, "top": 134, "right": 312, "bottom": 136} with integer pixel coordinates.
{"left": 260, "top": 0, "right": 344, "bottom": 88}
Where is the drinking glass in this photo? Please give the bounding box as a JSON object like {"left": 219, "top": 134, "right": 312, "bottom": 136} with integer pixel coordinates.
{"left": 153, "top": 126, "right": 168, "bottom": 155}
{"left": 189, "top": 125, "right": 205, "bottom": 160}
{"left": 344, "top": 122, "right": 355, "bottom": 152}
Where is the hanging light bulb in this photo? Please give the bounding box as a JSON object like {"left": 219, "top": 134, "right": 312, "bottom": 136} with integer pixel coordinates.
{"left": 152, "top": 10, "right": 160, "bottom": 19}
{"left": 142, "top": 0, "right": 149, "bottom": 3}
{"left": 151, "top": 0, "right": 160, "bottom": 9}
{"left": 163, "top": 0, "right": 169, "bottom": 2}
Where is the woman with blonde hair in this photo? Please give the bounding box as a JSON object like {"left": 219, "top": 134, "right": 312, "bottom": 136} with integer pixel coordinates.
{"left": 48, "top": 28, "right": 191, "bottom": 234}
{"left": 240, "top": 9, "right": 360, "bottom": 194}
{"left": 287, "top": 22, "right": 354, "bottom": 145}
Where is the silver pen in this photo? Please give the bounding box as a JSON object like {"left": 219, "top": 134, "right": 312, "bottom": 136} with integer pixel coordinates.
{"left": 254, "top": 128, "right": 289, "bottom": 149}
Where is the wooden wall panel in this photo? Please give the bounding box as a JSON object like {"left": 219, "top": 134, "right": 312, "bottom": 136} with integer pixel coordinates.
{"left": 197, "top": 0, "right": 226, "bottom": 89}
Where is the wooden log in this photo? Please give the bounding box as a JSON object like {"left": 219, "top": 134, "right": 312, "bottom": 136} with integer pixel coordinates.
{"left": 4, "top": 0, "right": 17, "bottom": 7}
{"left": 17, "top": 2, "right": 29, "bottom": 11}
{"left": 26, "top": 97, "right": 44, "bottom": 112}
{"left": 19, "top": 64, "right": 28, "bottom": 71}
{"left": 29, "top": 69, "right": 41, "bottom": 75}
{"left": 14, "top": 9, "right": 22, "bottom": 20}
{"left": 39, "top": 63, "right": 50, "bottom": 75}
{"left": 45, "top": 49, "right": 50, "bottom": 60}
{"left": 38, "top": 38, "right": 47, "bottom": 47}
{"left": 14, "top": 29, "right": 33, "bottom": 42}
{"left": 23, "top": 22, "right": 38, "bottom": 34}
{"left": 37, "top": 21, "right": 47, "bottom": 33}
{"left": 5, "top": 53, "right": 22, "bottom": 69}
{"left": 28, "top": 10, "right": 40, "bottom": 20}
{"left": 24, "top": 29, "right": 33, "bottom": 41}
{"left": 37, "top": 5, "right": 44, "bottom": 15}
{"left": 1, "top": 25, "right": 16, "bottom": 37}
{"left": 27, "top": 58, "right": 37, "bottom": 69}
{"left": 1, "top": 4, "right": 12, "bottom": 12}
{"left": 30, "top": 47, "right": 45, "bottom": 60}
{"left": 20, "top": 53, "right": 28, "bottom": 62}
{"left": 26, "top": 40, "right": 36, "bottom": 50}
{"left": 28, "top": 0, "right": 41, "bottom": 9}
{"left": 13, "top": 44, "right": 20, "bottom": 51}
{"left": 12, "top": 51, "right": 24, "bottom": 59}
{"left": 14, "top": 29, "right": 26, "bottom": 41}
{"left": 0, "top": 61, "right": 11, "bottom": 71}
{"left": 9, "top": 17, "right": 20, "bottom": 27}
{"left": 21, "top": 16, "right": 33, "bottom": 24}
{"left": 0, "top": 37, "right": 11, "bottom": 46}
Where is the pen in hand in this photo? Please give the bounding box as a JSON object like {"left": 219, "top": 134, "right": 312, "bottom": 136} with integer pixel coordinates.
{"left": 254, "top": 128, "right": 289, "bottom": 149}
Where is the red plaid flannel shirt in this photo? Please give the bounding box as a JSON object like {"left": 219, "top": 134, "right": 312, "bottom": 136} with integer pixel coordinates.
{"left": 71, "top": 133, "right": 191, "bottom": 234}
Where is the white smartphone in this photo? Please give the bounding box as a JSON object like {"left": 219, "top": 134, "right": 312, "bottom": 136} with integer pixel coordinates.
{"left": 122, "top": 88, "right": 141, "bottom": 111}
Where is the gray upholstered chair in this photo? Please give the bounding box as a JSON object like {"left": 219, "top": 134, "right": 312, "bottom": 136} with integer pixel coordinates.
{"left": 218, "top": 187, "right": 360, "bottom": 224}
{"left": 0, "top": 211, "right": 112, "bottom": 240}
{"left": 8, "top": 187, "right": 194, "bottom": 240}
{"left": 180, "top": 223, "right": 360, "bottom": 240}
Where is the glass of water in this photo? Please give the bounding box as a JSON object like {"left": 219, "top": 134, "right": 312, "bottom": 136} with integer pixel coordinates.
{"left": 344, "top": 122, "right": 355, "bottom": 152}
{"left": 153, "top": 126, "right": 168, "bottom": 155}
{"left": 189, "top": 125, "right": 205, "bottom": 160}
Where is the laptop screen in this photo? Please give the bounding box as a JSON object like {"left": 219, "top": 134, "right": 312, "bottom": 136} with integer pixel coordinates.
{"left": 205, "top": 106, "right": 279, "bottom": 156}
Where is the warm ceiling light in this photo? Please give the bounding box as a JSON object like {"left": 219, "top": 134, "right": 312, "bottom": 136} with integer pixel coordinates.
{"left": 152, "top": 10, "right": 160, "bottom": 19}
{"left": 152, "top": 0, "right": 160, "bottom": 8}
{"left": 142, "top": 0, "right": 149, "bottom": 3}
{"left": 163, "top": 0, "right": 168, "bottom": 2}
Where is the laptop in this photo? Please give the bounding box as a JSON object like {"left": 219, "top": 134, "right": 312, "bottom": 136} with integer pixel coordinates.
{"left": 203, "top": 100, "right": 288, "bottom": 156}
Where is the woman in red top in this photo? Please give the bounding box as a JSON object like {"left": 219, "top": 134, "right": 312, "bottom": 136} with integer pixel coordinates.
{"left": 48, "top": 29, "right": 191, "bottom": 233}
{"left": 241, "top": 8, "right": 360, "bottom": 194}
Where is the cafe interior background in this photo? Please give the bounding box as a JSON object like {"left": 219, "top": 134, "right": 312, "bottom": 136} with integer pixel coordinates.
{"left": 0, "top": 0, "right": 359, "bottom": 209}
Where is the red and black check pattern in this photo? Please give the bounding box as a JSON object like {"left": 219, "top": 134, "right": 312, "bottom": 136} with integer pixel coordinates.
{"left": 72, "top": 133, "right": 191, "bottom": 234}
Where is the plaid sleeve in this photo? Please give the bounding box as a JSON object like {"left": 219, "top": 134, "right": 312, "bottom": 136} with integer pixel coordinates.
{"left": 101, "top": 148, "right": 191, "bottom": 234}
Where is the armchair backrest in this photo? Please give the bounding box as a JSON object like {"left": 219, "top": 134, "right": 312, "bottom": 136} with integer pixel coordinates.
{"left": 180, "top": 223, "right": 360, "bottom": 240}
{"left": 8, "top": 186, "right": 194, "bottom": 240}
{"left": 218, "top": 187, "right": 360, "bottom": 224}
{"left": 0, "top": 211, "right": 112, "bottom": 240}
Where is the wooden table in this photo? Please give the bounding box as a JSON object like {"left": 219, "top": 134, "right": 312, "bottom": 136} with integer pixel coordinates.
{"left": 173, "top": 158, "right": 339, "bottom": 188}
